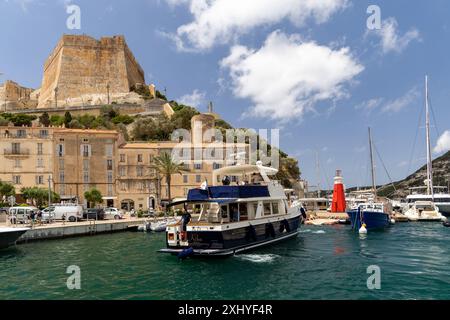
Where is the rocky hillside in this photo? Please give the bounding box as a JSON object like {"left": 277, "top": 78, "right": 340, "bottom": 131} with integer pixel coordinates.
{"left": 377, "top": 151, "right": 450, "bottom": 198}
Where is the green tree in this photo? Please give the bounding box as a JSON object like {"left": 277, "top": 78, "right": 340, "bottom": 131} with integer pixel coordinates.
{"left": 21, "top": 187, "right": 59, "bottom": 207}
{"left": 4, "top": 114, "right": 37, "bottom": 127}
{"left": 0, "top": 181, "right": 15, "bottom": 201}
{"left": 84, "top": 188, "right": 103, "bottom": 208}
{"left": 50, "top": 115, "right": 64, "bottom": 126}
{"left": 64, "top": 111, "right": 73, "bottom": 127}
{"left": 0, "top": 116, "right": 10, "bottom": 126}
{"left": 152, "top": 152, "right": 186, "bottom": 204}
{"left": 39, "top": 112, "right": 51, "bottom": 127}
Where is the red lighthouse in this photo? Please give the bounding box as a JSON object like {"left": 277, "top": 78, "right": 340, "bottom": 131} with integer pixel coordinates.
{"left": 331, "top": 170, "right": 346, "bottom": 213}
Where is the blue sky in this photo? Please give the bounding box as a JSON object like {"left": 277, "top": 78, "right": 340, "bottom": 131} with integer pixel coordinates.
{"left": 1, "top": 0, "right": 450, "bottom": 189}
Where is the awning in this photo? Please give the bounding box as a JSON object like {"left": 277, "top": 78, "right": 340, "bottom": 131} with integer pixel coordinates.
{"left": 167, "top": 198, "right": 237, "bottom": 208}
{"left": 102, "top": 197, "right": 118, "bottom": 200}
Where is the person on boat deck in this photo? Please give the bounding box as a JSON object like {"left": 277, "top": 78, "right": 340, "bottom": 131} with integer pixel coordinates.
{"left": 230, "top": 204, "right": 239, "bottom": 222}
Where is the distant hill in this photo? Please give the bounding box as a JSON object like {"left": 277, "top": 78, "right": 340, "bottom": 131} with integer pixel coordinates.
{"left": 377, "top": 151, "right": 450, "bottom": 198}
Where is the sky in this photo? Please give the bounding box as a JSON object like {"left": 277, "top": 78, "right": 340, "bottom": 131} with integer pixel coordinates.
{"left": 1, "top": 0, "right": 450, "bottom": 190}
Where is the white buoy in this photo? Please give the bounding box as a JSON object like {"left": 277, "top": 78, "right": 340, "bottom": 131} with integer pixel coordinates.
{"left": 390, "top": 219, "right": 396, "bottom": 224}
{"left": 359, "top": 224, "right": 367, "bottom": 234}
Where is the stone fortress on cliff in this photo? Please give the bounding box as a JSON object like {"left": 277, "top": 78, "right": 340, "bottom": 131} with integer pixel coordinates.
{"left": 0, "top": 34, "right": 173, "bottom": 116}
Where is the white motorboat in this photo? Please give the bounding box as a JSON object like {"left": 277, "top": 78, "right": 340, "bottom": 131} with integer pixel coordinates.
{"left": 158, "top": 162, "right": 304, "bottom": 257}
{"left": 0, "top": 227, "right": 29, "bottom": 250}
{"left": 403, "top": 201, "right": 446, "bottom": 222}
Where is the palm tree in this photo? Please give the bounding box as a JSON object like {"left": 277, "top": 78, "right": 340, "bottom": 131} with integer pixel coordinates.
{"left": 152, "top": 152, "right": 186, "bottom": 205}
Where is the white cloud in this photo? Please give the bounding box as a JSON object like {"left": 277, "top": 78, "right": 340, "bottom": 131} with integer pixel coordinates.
{"left": 220, "top": 31, "right": 364, "bottom": 121}
{"left": 381, "top": 87, "right": 420, "bottom": 113}
{"left": 371, "top": 17, "right": 420, "bottom": 54}
{"left": 177, "top": 89, "right": 206, "bottom": 109}
{"left": 355, "top": 98, "right": 383, "bottom": 114}
{"left": 434, "top": 130, "right": 450, "bottom": 154}
{"left": 166, "top": 0, "right": 348, "bottom": 51}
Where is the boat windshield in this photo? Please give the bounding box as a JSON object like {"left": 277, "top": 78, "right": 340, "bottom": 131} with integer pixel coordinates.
{"left": 416, "top": 204, "right": 435, "bottom": 211}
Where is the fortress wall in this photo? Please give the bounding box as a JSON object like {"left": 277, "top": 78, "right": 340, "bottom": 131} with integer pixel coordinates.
{"left": 37, "top": 35, "right": 145, "bottom": 108}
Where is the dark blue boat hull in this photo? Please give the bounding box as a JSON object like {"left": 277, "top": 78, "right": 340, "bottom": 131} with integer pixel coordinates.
{"left": 347, "top": 210, "right": 390, "bottom": 230}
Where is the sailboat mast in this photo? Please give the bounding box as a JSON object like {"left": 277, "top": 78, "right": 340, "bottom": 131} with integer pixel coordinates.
{"left": 368, "top": 127, "right": 377, "bottom": 199}
{"left": 316, "top": 151, "right": 321, "bottom": 198}
{"left": 425, "top": 75, "right": 434, "bottom": 198}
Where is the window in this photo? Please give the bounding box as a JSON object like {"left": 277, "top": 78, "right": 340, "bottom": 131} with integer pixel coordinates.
{"left": 36, "top": 175, "right": 44, "bottom": 185}
{"left": 59, "top": 171, "right": 65, "bottom": 183}
{"left": 183, "top": 175, "right": 188, "bottom": 183}
{"left": 120, "top": 182, "right": 127, "bottom": 191}
{"left": 137, "top": 154, "right": 143, "bottom": 163}
{"left": 194, "top": 163, "right": 202, "bottom": 170}
{"left": 37, "top": 158, "right": 44, "bottom": 168}
{"left": 119, "top": 166, "right": 126, "bottom": 176}
{"left": 137, "top": 182, "right": 144, "bottom": 191}
{"left": 14, "top": 159, "right": 21, "bottom": 168}
{"left": 105, "top": 144, "right": 113, "bottom": 157}
{"left": 239, "top": 203, "right": 248, "bottom": 220}
{"left": 272, "top": 202, "right": 279, "bottom": 215}
{"left": 149, "top": 154, "right": 154, "bottom": 163}
{"left": 39, "top": 130, "right": 48, "bottom": 138}
{"left": 37, "top": 143, "right": 43, "bottom": 155}
{"left": 120, "top": 154, "right": 126, "bottom": 162}
{"left": 81, "top": 144, "right": 91, "bottom": 157}
{"left": 263, "top": 203, "right": 272, "bottom": 216}
{"left": 16, "top": 129, "right": 26, "bottom": 138}
{"left": 183, "top": 163, "right": 190, "bottom": 170}
{"left": 12, "top": 175, "right": 21, "bottom": 185}
{"left": 59, "top": 159, "right": 64, "bottom": 169}
{"left": 107, "top": 184, "right": 113, "bottom": 196}
{"left": 59, "top": 185, "right": 65, "bottom": 196}
{"left": 213, "top": 162, "right": 221, "bottom": 170}
{"left": 107, "top": 172, "right": 113, "bottom": 183}
{"left": 136, "top": 166, "right": 143, "bottom": 177}
{"left": 57, "top": 144, "right": 64, "bottom": 157}
{"left": 196, "top": 175, "right": 201, "bottom": 183}
{"left": 107, "top": 160, "right": 113, "bottom": 171}
{"left": 83, "top": 159, "right": 89, "bottom": 171}
{"left": 12, "top": 143, "right": 20, "bottom": 154}
{"left": 83, "top": 172, "right": 89, "bottom": 183}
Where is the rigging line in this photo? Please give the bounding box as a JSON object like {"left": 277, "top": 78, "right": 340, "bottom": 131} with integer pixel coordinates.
{"left": 406, "top": 102, "right": 424, "bottom": 178}
{"left": 373, "top": 142, "right": 397, "bottom": 193}
{"left": 428, "top": 95, "right": 441, "bottom": 139}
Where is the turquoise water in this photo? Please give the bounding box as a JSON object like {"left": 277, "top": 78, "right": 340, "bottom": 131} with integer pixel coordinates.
{"left": 1, "top": 223, "right": 450, "bottom": 300}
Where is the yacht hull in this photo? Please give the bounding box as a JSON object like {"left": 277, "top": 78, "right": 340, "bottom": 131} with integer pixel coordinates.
{"left": 0, "top": 228, "right": 29, "bottom": 250}
{"left": 347, "top": 210, "right": 390, "bottom": 230}
{"left": 159, "top": 215, "right": 302, "bottom": 257}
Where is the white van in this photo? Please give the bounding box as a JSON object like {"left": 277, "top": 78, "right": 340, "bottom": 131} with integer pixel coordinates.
{"left": 41, "top": 204, "right": 83, "bottom": 222}
{"left": 9, "top": 206, "right": 39, "bottom": 224}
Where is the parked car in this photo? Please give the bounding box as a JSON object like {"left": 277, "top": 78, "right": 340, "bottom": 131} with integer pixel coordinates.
{"left": 9, "top": 206, "right": 39, "bottom": 224}
{"left": 104, "top": 207, "right": 123, "bottom": 220}
{"left": 83, "top": 208, "right": 105, "bottom": 220}
{"left": 41, "top": 204, "right": 83, "bottom": 222}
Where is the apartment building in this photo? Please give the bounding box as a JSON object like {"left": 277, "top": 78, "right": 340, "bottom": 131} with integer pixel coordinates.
{"left": 0, "top": 127, "right": 54, "bottom": 202}
{"left": 0, "top": 113, "right": 250, "bottom": 210}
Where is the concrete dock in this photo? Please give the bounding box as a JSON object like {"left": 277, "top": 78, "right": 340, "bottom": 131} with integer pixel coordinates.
{"left": 0, "top": 218, "right": 150, "bottom": 244}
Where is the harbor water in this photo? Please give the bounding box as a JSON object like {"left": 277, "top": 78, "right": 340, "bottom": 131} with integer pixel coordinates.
{"left": 1, "top": 223, "right": 450, "bottom": 300}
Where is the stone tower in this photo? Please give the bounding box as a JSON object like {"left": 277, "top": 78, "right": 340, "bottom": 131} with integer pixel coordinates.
{"left": 37, "top": 34, "right": 145, "bottom": 108}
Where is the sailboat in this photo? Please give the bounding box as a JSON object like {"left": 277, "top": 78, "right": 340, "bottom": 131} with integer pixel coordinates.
{"left": 347, "top": 128, "right": 391, "bottom": 230}
{"left": 403, "top": 76, "right": 447, "bottom": 222}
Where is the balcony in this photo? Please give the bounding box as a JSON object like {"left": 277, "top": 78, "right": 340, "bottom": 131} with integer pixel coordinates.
{"left": 3, "top": 148, "right": 30, "bottom": 158}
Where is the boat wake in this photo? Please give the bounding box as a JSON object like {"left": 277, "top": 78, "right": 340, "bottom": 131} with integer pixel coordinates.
{"left": 312, "top": 230, "right": 326, "bottom": 234}
{"left": 237, "top": 254, "right": 280, "bottom": 263}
